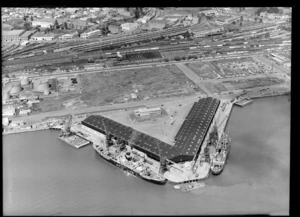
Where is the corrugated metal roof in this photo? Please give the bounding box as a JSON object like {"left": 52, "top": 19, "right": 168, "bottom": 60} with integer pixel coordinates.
{"left": 82, "top": 97, "right": 220, "bottom": 162}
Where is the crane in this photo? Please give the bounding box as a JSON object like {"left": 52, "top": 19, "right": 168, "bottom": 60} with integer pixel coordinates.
{"left": 61, "top": 114, "right": 72, "bottom": 137}
{"left": 100, "top": 116, "right": 111, "bottom": 151}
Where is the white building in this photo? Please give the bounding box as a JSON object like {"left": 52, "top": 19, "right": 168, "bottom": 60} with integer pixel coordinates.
{"left": 121, "top": 22, "right": 139, "bottom": 31}
{"left": 134, "top": 107, "right": 162, "bottom": 118}
{"left": 19, "top": 109, "right": 31, "bottom": 116}
{"left": 3, "top": 117, "right": 9, "bottom": 126}
{"left": 80, "top": 29, "right": 101, "bottom": 39}
{"left": 31, "top": 33, "right": 56, "bottom": 41}
{"left": 59, "top": 32, "right": 78, "bottom": 40}
{"left": 3, "top": 107, "right": 16, "bottom": 117}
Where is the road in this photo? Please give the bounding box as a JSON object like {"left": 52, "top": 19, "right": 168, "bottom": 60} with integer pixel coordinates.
{"left": 10, "top": 93, "right": 204, "bottom": 123}
{"left": 175, "top": 62, "right": 213, "bottom": 95}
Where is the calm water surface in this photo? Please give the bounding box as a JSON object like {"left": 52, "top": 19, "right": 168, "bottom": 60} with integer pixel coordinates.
{"left": 3, "top": 96, "right": 290, "bottom": 215}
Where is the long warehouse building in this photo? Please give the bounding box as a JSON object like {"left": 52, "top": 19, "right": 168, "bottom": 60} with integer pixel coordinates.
{"left": 81, "top": 97, "right": 220, "bottom": 163}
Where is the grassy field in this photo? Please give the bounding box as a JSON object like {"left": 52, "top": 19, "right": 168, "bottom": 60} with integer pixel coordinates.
{"left": 79, "top": 65, "right": 196, "bottom": 106}
{"left": 185, "top": 62, "right": 220, "bottom": 79}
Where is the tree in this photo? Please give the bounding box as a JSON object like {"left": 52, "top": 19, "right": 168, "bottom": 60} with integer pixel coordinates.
{"left": 232, "top": 21, "right": 236, "bottom": 25}
{"left": 54, "top": 19, "right": 59, "bottom": 28}
{"left": 24, "top": 22, "right": 31, "bottom": 30}
{"left": 164, "top": 58, "right": 169, "bottom": 62}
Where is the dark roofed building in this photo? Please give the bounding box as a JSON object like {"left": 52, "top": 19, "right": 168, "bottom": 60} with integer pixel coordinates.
{"left": 81, "top": 97, "right": 220, "bottom": 163}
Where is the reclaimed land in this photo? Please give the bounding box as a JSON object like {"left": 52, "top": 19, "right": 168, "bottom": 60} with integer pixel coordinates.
{"left": 79, "top": 65, "right": 198, "bottom": 106}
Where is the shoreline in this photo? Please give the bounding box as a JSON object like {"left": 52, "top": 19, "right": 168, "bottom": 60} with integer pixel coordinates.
{"left": 2, "top": 92, "right": 290, "bottom": 136}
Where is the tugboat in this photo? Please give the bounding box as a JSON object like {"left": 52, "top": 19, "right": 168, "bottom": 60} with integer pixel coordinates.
{"left": 210, "top": 133, "right": 231, "bottom": 175}
{"left": 174, "top": 182, "right": 205, "bottom": 192}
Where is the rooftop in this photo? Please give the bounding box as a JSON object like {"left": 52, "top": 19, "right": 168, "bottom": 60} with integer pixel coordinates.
{"left": 2, "top": 29, "right": 25, "bottom": 36}
{"left": 82, "top": 97, "right": 220, "bottom": 163}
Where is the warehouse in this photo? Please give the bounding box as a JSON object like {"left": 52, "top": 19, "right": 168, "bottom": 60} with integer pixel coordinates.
{"left": 81, "top": 97, "right": 220, "bottom": 163}
{"left": 2, "top": 30, "right": 26, "bottom": 43}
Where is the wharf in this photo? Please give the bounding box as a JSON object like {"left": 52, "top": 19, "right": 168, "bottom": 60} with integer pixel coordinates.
{"left": 234, "top": 97, "right": 253, "bottom": 107}
{"left": 164, "top": 100, "right": 233, "bottom": 184}
{"left": 58, "top": 133, "right": 91, "bottom": 149}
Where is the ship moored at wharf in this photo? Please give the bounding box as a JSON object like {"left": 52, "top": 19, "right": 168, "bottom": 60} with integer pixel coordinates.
{"left": 75, "top": 97, "right": 232, "bottom": 185}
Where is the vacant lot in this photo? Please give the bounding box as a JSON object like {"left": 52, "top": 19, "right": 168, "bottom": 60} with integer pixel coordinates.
{"left": 204, "top": 82, "right": 228, "bottom": 94}
{"left": 185, "top": 62, "right": 220, "bottom": 79}
{"left": 79, "top": 65, "right": 197, "bottom": 106}
{"left": 222, "top": 77, "right": 285, "bottom": 90}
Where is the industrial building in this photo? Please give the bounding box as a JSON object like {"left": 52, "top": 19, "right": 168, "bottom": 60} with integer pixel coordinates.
{"left": 59, "top": 32, "right": 79, "bottom": 40}
{"left": 2, "top": 30, "right": 26, "bottom": 43}
{"left": 80, "top": 29, "right": 101, "bottom": 39}
{"left": 134, "top": 107, "right": 162, "bottom": 118}
{"left": 81, "top": 97, "right": 220, "bottom": 163}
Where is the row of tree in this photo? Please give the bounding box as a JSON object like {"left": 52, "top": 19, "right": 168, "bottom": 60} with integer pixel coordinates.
{"left": 163, "top": 55, "right": 198, "bottom": 62}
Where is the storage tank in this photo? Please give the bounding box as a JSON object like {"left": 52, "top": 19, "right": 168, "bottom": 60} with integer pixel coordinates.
{"left": 3, "top": 91, "right": 10, "bottom": 100}
{"left": 9, "top": 82, "right": 22, "bottom": 94}
{"left": 21, "top": 76, "right": 30, "bottom": 86}
{"left": 33, "top": 79, "right": 49, "bottom": 92}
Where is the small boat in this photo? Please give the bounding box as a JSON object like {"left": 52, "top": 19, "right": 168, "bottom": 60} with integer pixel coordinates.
{"left": 173, "top": 184, "right": 181, "bottom": 190}
{"left": 174, "top": 182, "right": 205, "bottom": 192}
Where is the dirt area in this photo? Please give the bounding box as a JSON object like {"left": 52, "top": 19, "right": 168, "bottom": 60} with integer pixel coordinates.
{"left": 101, "top": 97, "right": 196, "bottom": 145}
{"left": 185, "top": 62, "right": 220, "bottom": 79}
{"left": 222, "top": 76, "right": 285, "bottom": 90}
{"left": 36, "top": 76, "right": 84, "bottom": 113}
{"left": 204, "top": 82, "right": 228, "bottom": 94}
{"left": 79, "top": 65, "right": 196, "bottom": 106}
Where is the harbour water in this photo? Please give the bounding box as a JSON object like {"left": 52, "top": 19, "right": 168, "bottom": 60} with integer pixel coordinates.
{"left": 3, "top": 95, "right": 290, "bottom": 215}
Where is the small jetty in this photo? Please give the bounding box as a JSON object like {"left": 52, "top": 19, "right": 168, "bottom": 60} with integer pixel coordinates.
{"left": 58, "top": 133, "right": 91, "bottom": 149}
{"left": 234, "top": 97, "right": 253, "bottom": 107}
